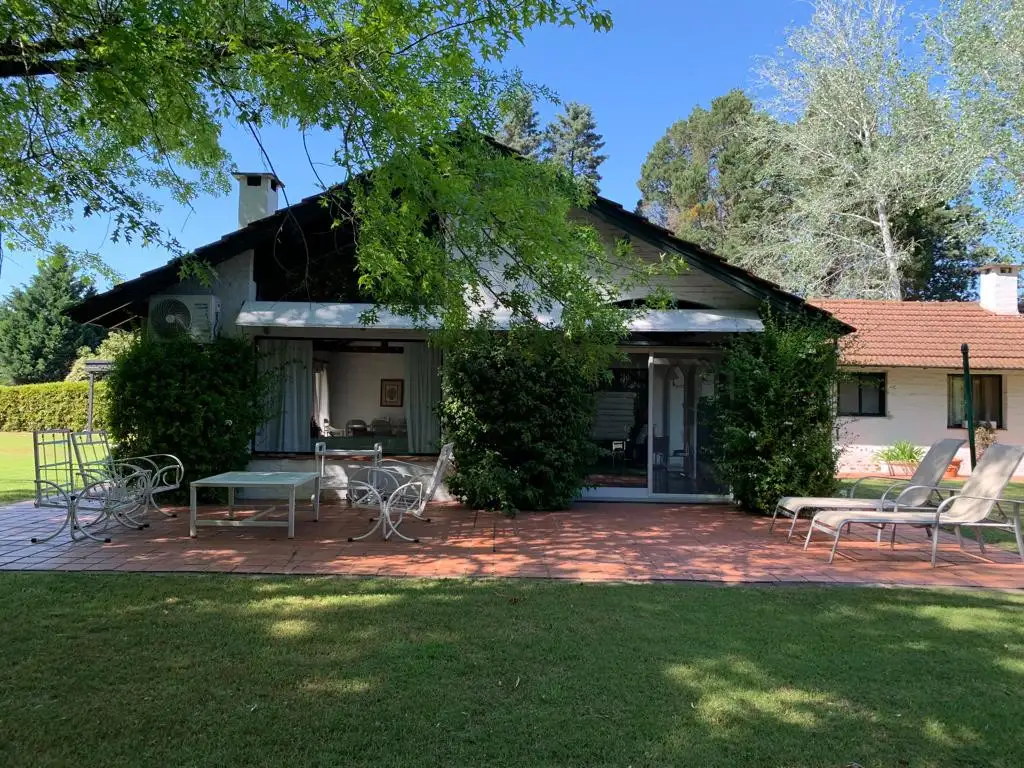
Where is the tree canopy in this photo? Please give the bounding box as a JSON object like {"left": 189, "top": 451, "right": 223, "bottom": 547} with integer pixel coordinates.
{"left": 496, "top": 89, "right": 543, "bottom": 159}
{"left": 542, "top": 101, "right": 607, "bottom": 188}
{"left": 637, "top": 90, "right": 782, "bottom": 261}
{"left": 0, "top": 248, "right": 103, "bottom": 384}
{"left": 2, "top": 1, "right": 657, "bottom": 344}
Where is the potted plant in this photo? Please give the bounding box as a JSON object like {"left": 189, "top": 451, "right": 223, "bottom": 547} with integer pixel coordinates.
{"left": 873, "top": 441, "right": 925, "bottom": 477}
{"left": 944, "top": 457, "right": 962, "bottom": 479}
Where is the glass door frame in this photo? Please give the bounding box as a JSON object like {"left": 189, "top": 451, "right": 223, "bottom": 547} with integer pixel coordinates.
{"left": 580, "top": 353, "right": 731, "bottom": 503}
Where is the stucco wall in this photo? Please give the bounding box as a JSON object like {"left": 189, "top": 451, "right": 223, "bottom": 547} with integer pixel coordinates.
{"left": 578, "top": 211, "right": 761, "bottom": 310}
{"left": 838, "top": 367, "right": 1024, "bottom": 476}
{"left": 327, "top": 350, "right": 406, "bottom": 428}
{"left": 152, "top": 249, "right": 256, "bottom": 337}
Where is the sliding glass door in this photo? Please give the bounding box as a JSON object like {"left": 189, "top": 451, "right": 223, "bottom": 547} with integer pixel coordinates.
{"left": 648, "top": 356, "right": 725, "bottom": 497}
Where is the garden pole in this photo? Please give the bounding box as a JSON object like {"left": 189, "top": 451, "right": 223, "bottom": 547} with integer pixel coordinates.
{"left": 86, "top": 372, "right": 95, "bottom": 432}
{"left": 961, "top": 343, "right": 976, "bottom": 470}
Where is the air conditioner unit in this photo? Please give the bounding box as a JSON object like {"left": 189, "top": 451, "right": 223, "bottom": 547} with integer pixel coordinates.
{"left": 147, "top": 295, "right": 221, "bottom": 342}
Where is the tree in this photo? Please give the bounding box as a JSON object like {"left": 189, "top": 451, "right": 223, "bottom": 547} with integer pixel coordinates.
{"left": 1, "top": 2, "right": 651, "bottom": 341}
{"left": 0, "top": 249, "right": 103, "bottom": 384}
{"left": 637, "top": 89, "right": 785, "bottom": 261}
{"left": 542, "top": 101, "right": 608, "bottom": 188}
{"left": 752, "top": 0, "right": 975, "bottom": 299}
{"left": 896, "top": 201, "right": 997, "bottom": 301}
{"left": 496, "top": 89, "right": 542, "bottom": 158}
{"left": 931, "top": 0, "right": 1024, "bottom": 251}
{"left": 65, "top": 330, "right": 139, "bottom": 382}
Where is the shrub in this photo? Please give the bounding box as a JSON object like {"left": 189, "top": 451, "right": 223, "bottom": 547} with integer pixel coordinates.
{"left": 873, "top": 441, "right": 925, "bottom": 466}
{"left": 439, "top": 328, "right": 598, "bottom": 514}
{"left": 106, "top": 335, "right": 267, "bottom": 500}
{"left": 65, "top": 330, "right": 140, "bottom": 382}
{"left": 707, "top": 311, "right": 842, "bottom": 513}
{"left": 0, "top": 381, "right": 108, "bottom": 431}
{"left": 975, "top": 421, "right": 997, "bottom": 459}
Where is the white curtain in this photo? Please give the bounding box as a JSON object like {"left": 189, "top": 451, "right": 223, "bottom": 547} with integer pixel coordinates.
{"left": 404, "top": 342, "right": 443, "bottom": 454}
{"left": 256, "top": 339, "right": 314, "bottom": 452}
{"left": 313, "top": 365, "right": 330, "bottom": 432}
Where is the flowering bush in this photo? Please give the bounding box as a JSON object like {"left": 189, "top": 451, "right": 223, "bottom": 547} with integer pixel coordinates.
{"left": 707, "top": 311, "right": 842, "bottom": 513}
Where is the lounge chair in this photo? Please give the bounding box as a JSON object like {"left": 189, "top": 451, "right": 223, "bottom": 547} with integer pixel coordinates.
{"left": 804, "top": 443, "right": 1024, "bottom": 565}
{"left": 772, "top": 439, "right": 965, "bottom": 541}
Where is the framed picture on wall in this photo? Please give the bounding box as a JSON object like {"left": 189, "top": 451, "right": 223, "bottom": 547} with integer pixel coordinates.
{"left": 380, "top": 378, "right": 404, "bottom": 408}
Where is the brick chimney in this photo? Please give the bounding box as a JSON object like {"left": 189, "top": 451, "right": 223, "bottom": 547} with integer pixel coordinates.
{"left": 977, "top": 263, "right": 1021, "bottom": 315}
{"left": 232, "top": 172, "right": 283, "bottom": 228}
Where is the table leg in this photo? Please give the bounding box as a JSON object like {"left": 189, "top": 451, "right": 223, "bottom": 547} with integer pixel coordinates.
{"left": 189, "top": 484, "right": 197, "bottom": 538}
{"left": 313, "top": 476, "right": 321, "bottom": 522}
{"left": 288, "top": 487, "right": 296, "bottom": 539}
{"left": 227, "top": 486, "right": 235, "bottom": 519}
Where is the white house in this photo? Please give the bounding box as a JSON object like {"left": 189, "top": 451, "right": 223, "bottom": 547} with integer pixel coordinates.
{"left": 70, "top": 172, "right": 846, "bottom": 502}
{"left": 815, "top": 264, "right": 1024, "bottom": 477}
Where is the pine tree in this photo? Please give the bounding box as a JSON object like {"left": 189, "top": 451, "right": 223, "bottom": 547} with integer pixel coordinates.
{"left": 0, "top": 249, "right": 103, "bottom": 384}
{"left": 542, "top": 102, "right": 608, "bottom": 188}
{"left": 496, "top": 90, "right": 542, "bottom": 157}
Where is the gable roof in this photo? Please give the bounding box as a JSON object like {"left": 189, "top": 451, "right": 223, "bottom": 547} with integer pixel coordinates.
{"left": 814, "top": 299, "right": 1024, "bottom": 370}
{"left": 68, "top": 185, "right": 848, "bottom": 332}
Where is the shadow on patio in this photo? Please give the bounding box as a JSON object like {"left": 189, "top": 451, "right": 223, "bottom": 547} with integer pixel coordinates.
{"left": 1, "top": 501, "right": 1022, "bottom": 589}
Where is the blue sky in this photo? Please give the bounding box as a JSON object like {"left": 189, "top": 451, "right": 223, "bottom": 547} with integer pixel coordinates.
{"left": 0, "top": 0, "right": 814, "bottom": 295}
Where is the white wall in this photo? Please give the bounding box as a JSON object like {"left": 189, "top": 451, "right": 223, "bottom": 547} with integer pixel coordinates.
{"left": 838, "top": 367, "right": 1024, "bottom": 476}
{"left": 151, "top": 249, "right": 256, "bottom": 337}
{"left": 578, "top": 212, "right": 761, "bottom": 310}
{"left": 328, "top": 350, "right": 406, "bottom": 427}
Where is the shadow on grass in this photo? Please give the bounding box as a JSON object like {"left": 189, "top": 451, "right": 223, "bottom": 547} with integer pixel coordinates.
{"left": 1, "top": 575, "right": 1023, "bottom": 767}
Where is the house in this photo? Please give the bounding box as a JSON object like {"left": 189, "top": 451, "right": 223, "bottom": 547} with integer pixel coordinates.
{"left": 815, "top": 264, "right": 1024, "bottom": 477}
{"left": 69, "top": 172, "right": 844, "bottom": 502}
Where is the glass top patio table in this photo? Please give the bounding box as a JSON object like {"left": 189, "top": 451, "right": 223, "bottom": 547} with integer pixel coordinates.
{"left": 189, "top": 471, "right": 320, "bottom": 539}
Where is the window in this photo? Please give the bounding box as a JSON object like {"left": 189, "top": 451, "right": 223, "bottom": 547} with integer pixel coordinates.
{"left": 948, "top": 375, "right": 1003, "bottom": 429}
{"left": 838, "top": 373, "right": 886, "bottom": 417}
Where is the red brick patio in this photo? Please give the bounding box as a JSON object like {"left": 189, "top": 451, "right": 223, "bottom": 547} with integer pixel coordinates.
{"left": 1, "top": 500, "right": 1022, "bottom": 588}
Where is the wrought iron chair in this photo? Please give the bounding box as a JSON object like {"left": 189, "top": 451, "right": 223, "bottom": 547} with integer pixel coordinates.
{"left": 30, "top": 430, "right": 150, "bottom": 544}
{"left": 71, "top": 430, "right": 184, "bottom": 518}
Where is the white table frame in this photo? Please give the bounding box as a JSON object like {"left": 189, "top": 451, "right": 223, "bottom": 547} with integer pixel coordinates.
{"left": 189, "top": 471, "right": 321, "bottom": 539}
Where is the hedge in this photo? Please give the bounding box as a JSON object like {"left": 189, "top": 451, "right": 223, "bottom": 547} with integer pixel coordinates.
{"left": 0, "top": 381, "right": 109, "bottom": 432}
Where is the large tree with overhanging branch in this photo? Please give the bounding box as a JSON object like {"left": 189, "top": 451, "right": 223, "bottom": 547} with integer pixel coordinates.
{"left": 751, "top": 0, "right": 976, "bottom": 300}
{"left": 1, "top": 1, "right": 666, "bottom": 351}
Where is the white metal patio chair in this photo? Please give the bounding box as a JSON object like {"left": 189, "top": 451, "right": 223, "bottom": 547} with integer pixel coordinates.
{"left": 772, "top": 439, "right": 965, "bottom": 541}
{"left": 804, "top": 443, "right": 1024, "bottom": 566}
{"left": 30, "top": 430, "right": 150, "bottom": 543}
{"left": 71, "top": 430, "right": 184, "bottom": 519}
{"left": 346, "top": 443, "right": 454, "bottom": 543}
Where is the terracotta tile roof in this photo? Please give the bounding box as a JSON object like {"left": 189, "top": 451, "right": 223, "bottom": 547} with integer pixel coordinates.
{"left": 812, "top": 299, "right": 1024, "bottom": 370}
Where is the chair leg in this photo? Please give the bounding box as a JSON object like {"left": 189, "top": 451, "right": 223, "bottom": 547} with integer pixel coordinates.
{"left": 827, "top": 529, "right": 842, "bottom": 564}
{"left": 975, "top": 527, "right": 987, "bottom": 555}
{"left": 786, "top": 511, "right": 801, "bottom": 542}
{"left": 955, "top": 525, "right": 964, "bottom": 549}
{"left": 803, "top": 522, "right": 815, "bottom": 550}
{"left": 890, "top": 523, "right": 897, "bottom": 550}
{"left": 931, "top": 523, "right": 941, "bottom": 567}
{"left": 769, "top": 504, "right": 780, "bottom": 532}
{"left": 1013, "top": 514, "right": 1024, "bottom": 565}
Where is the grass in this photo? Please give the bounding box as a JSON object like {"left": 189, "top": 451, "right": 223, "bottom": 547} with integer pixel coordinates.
{"left": 2, "top": 574, "right": 1024, "bottom": 767}
{"left": 0, "top": 432, "right": 33, "bottom": 505}
{"left": 839, "top": 476, "right": 1024, "bottom": 548}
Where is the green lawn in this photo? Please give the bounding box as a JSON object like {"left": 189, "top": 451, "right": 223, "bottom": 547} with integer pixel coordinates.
{"left": 2, "top": 575, "right": 1024, "bottom": 767}
{"left": 0, "top": 432, "right": 33, "bottom": 505}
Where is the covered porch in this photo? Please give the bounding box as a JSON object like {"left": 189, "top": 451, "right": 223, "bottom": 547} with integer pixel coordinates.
{"left": 2, "top": 500, "right": 1022, "bottom": 589}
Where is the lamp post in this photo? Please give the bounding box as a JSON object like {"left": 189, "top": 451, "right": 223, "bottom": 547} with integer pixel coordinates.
{"left": 961, "top": 343, "right": 976, "bottom": 470}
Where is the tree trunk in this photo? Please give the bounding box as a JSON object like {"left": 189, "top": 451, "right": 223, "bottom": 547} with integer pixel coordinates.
{"left": 876, "top": 199, "right": 902, "bottom": 300}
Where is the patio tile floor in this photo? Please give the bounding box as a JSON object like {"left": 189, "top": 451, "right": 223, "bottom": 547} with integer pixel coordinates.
{"left": 0, "top": 500, "right": 1022, "bottom": 588}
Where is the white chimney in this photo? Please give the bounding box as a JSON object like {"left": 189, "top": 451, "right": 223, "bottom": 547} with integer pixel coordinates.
{"left": 232, "top": 172, "right": 284, "bottom": 228}
{"left": 977, "top": 263, "right": 1021, "bottom": 315}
